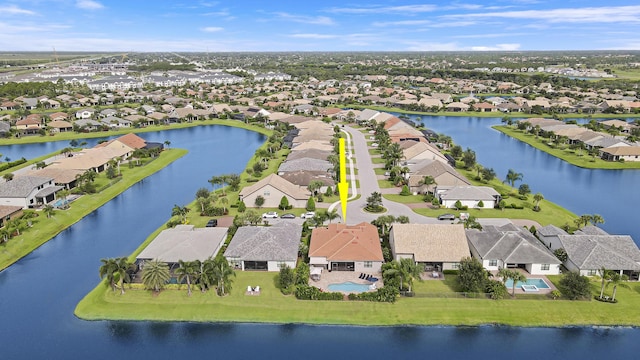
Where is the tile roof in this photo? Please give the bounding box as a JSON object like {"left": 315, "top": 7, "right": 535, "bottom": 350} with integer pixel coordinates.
{"left": 439, "top": 186, "right": 499, "bottom": 201}
{"left": 391, "top": 224, "right": 470, "bottom": 262}
{"left": 224, "top": 222, "right": 302, "bottom": 262}
{"left": 309, "top": 222, "right": 383, "bottom": 262}
{"left": 239, "top": 174, "right": 310, "bottom": 200}
{"left": 278, "top": 158, "right": 332, "bottom": 173}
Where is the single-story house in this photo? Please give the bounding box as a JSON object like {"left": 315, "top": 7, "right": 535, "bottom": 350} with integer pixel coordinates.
{"left": 389, "top": 224, "right": 470, "bottom": 271}
{"left": 238, "top": 173, "right": 311, "bottom": 208}
{"left": 224, "top": 222, "right": 302, "bottom": 271}
{"left": 538, "top": 225, "right": 640, "bottom": 280}
{"left": 0, "top": 205, "right": 24, "bottom": 227}
{"left": 48, "top": 120, "right": 74, "bottom": 133}
{"left": 466, "top": 224, "right": 561, "bottom": 275}
{"left": 436, "top": 185, "right": 500, "bottom": 209}
{"left": 406, "top": 159, "right": 470, "bottom": 194}
{"left": 135, "top": 225, "right": 228, "bottom": 270}
{"left": 309, "top": 222, "right": 384, "bottom": 272}
{"left": 277, "top": 157, "right": 332, "bottom": 175}
{"left": 0, "top": 176, "right": 61, "bottom": 208}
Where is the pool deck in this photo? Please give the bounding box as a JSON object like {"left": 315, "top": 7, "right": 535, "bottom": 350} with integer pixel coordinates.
{"left": 491, "top": 269, "right": 557, "bottom": 295}
{"left": 311, "top": 270, "right": 384, "bottom": 294}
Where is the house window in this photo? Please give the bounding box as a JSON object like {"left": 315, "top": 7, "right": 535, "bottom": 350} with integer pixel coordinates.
{"left": 451, "top": 263, "right": 460, "bottom": 270}
{"left": 587, "top": 269, "right": 597, "bottom": 276}
{"left": 263, "top": 191, "right": 270, "bottom": 196}
{"left": 541, "top": 264, "right": 550, "bottom": 271}
{"left": 364, "top": 261, "right": 372, "bottom": 268}
{"left": 489, "top": 260, "right": 498, "bottom": 267}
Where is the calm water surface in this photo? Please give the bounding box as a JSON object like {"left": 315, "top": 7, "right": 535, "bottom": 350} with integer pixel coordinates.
{"left": 1, "top": 124, "right": 639, "bottom": 359}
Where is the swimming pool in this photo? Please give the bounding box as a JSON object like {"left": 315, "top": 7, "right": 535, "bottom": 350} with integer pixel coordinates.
{"left": 327, "top": 281, "right": 372, "bottom": 293}
{"left": 504, "top": 278, "right": 550, "bottom": 289}
{"left": 54, "top": 199, "right": 68, "bottom": 208}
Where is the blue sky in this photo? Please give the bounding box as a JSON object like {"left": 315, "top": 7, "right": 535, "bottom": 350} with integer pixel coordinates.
{"left": 1, "top": 0, "right": 640, "bottom": 51}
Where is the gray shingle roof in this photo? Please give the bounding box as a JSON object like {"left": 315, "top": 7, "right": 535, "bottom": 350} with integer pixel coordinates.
{"left": 556, "top": 234, "right": 640, "bottom": 271}
{"left": 440, "top": 186, "right": 499, "bottom": 201}
{"left": 278, "top": 158, "right": 332, "bottom": 173}
{"left": 536, "top": 224, "right": 569, "bottom": 237}
{"left": 466, "top": 225, "right": 560, "bottom": 265}
{"left": 224, "top": 222, "right": 302, "bottom": 262}
{"left": 0, "top": 176, "right": 53, "bottom": 198}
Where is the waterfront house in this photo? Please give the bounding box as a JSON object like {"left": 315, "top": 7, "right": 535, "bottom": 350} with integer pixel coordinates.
{"left": 538, "top": 225, "right": 640, "bottom": 280}
{"left": 224, "top": 222, "right": 302, "bottom": 271}
{"left": 309, "top": 222, "right": 383, "bottom": 272}
{"left": 389, "top": 223, "right": 470, "bottom": 272}
{"left": 466, "top": 224, "right": 561, "bottom": 275}
{"left": 406, "top": 159, "right": 470, "bottom": 194}
{"left": 0, "top": 176, "right": 61, "bottom": 209}
{"left": 238, "top": 173, "right": 311, "bottom": 209}
{"left": 0, "top": 205, "right": 24, "bottom": 227}
{"left": 436, "top": 185, "right": 500, "bottom": 209}
{"left": 135, "top": 225, "right": 228, "bottom": 271}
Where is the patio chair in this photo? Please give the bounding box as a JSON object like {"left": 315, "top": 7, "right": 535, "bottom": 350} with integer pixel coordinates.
{"left": 255, "top": 286, "right": 260, "bottom": 293}
{"left": 247, "top": 285, "right": 253, "bottom": 293}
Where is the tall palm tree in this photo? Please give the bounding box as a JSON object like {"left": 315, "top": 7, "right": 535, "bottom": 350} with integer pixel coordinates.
{"left": 382, "top": 260, "right": 404, "bottom": 291}
{"left": 598, "top": 267, "right": 611, "bottom": 299}
{"left": 115, "top": 257, "right": 131, "bottom": 295}
{"left": 197, "top": 258, "right": 215, "bottom": 293}
{"left": 212, "top": 257, "right": 235, "bottom": 296}
{"left": 219, "top": 196, "right": 229, "bottom": 214}
{"left": 607, "top": 273, "right": 630, "bottom": 302}
{"left": 142, "top": 259, "right": 171, "bottom": 293}
{"left": 419, "top": 175, "right": 436, "bottom": 193}
{"left": 175, "top": 260, "right": 199, "bottom": 296}
{"left": 399, "top": 258, "right": 424, "bottom": 293}
{"left": 99, "top": 258, "right": 119, "bottom": 292}
{"left": 0, "top": 227, "right": 10, "bottom": 244}
{"left": 533, "top": 193, "right": 544, "bottom": 211}
{"left": 589, "top": 214, "right": 605, "bottom": 227}
{"left": 504, "top": 169, "right": 523, "bottom": 188}
{"left": 171, "top": 204, "right": 190, "bottom": 224}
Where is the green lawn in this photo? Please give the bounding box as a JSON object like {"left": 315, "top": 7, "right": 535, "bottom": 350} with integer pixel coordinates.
{"left": 0, "top": 149, "right": 187, "bottom": 271}
{"left": 76, "top": 270, "right": 640, "bottom": 326}
{"left": 371, "top": 157, "right": 386, "bottom": 164}
{"left": 383, "top": 194, "right": 424, "bottom": 204}
{"left": 494, "top": 126, "right": 640, "bottom": 169}
{"left": 378, "top": 180, "right": 396, "bottom": 189}
{"left": 374, "top": 168, "right": 388, "bottom": 175}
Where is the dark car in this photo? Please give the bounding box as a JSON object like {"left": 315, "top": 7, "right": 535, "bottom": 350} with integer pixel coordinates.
{"left": 206, "top": 219, "right": 218, "bottom": 227}
{"left": 437, "top": 213, "right": 456, "bottom": 221}
{"left": 280, "top": 213, "right": 296, "bottom": 219}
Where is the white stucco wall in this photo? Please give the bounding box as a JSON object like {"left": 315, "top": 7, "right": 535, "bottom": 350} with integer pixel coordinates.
{"left": 527, "top": 263, "right": 561, "bottom": 275}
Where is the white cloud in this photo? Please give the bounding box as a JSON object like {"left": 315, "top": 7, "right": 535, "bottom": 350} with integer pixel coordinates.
{"left": 201, "top": 27, "right": 223, "bottom": 32}
{"left": 274, "top": 12, "right": 334, "bottom": 25}
{"left": 445, "top": 5, "right": 640, "bottom": 23}
{"left": 0, "top": 5, "right": 36, "bottom": 15}
{"left": 289, "top": 33, "right": 338, "bottom": 39}
{"left": 471, "top": 43, "right": 521, "bottom": 51}
{"left": 327, "top": 4, "right": 437, "bottom": 14}
{"left": 453, "top": 32, "right": 527, "bottom": 39}
{"left": 76, "top": 0, "right": 105, "bottom": 10}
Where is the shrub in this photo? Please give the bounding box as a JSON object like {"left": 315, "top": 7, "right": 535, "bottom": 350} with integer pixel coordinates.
{"left": 254, "top": 195, "right": 265, "bottom": 208}
{"left": 325, "top": 187, "right": 334, "bottom": 197}
{"left": 400, "top": 185, "right": 411, "bottom": 196}
{"left": 306, "top": 197, "right": 316, "bottom": 211}
{"left": 348, "top": 286, "right": 398, "bottom": 303}
{"left": 485, "top": 279, "right": 508, "bottom": 300}
{"left": 295, "top": 285, "right": 343, "bottom": 300}
{"left": 237, "top": 201, "right": 246, "bottom": 213}
{"left": 477, "top": 200, "right": 484, "bottom": 208}
{"left": 443, "top": 270, "right": 459, "bottom": 275}
{"left": 454, "top": 200, "right": 463, "bottom": 210}
{"left": 278, "top": 196, "right": 290, "bottom": 210}
{"left": 559, "top": 272, "right": 592, "bottom": 300}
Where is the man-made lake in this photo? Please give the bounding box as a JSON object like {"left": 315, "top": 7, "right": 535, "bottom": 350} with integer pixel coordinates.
{"left": 1, "top": 123, "right": 639, "bottom": 359}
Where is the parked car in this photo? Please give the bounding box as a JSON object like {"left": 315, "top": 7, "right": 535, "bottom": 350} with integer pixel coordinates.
{"left": 262, "top": 211, "right": 278, "bottom": 219}
{"left": 300, "top": 211, "right": 316, "bottom": 219}
{"left": 206, "top": 219, "right": 218, "bottom": 227}
{"left": 437, "top": 213, "right": 456, "bottom": 221}
{"left": 280, "top": 213, "right": 296, "bottom": 219}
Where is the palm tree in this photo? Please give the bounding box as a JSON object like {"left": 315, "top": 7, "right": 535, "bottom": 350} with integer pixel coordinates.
{"left": 212, "top": 257, "right": 235, "bottom": 296}
{"left": 171, "top": 204, "right": 190, "bottom": 224}
{"left": 219, "top": 196, "right": 229, "bottom": 214}
{"left": 607, "top": 273, "right": 630, "bottom": 302}
{"left": 533, "top": 193, "right": 544, "bottom": 211}
{"left": 399, "top": 258, "right": 424, "bottom": 293}
{"left": 325, "top": 209, "right": 340, "bottom": 223}
{"left": 419, "top": 175, "right": 436, "bottom": 193}
{"left": 208, "top": 175, "right": 222, "bottom": 191}
{"left": 175, "top": 260, "right": 199, "bottom": 296}
{"left": 142, "top": 259, "right": 171, "bottom": 293}
{"left": 99, "top": 258, "right": 119, "bottom": 292}
{"left": 504, "top": 169, "right": 523, "bottom": 188}
{"left": 115, "top": 257, "right": 131, "bottom": 295}
{"left": 382, "top": 260, "right": 404, "bottom": 291}
{"left": 43, "top": 204, "right": 55, "bottom": 218}
{"left": 589, "top": 214, "right": 605, "bottom": 227}
{"left": 164, "top": 140, "right": 171, "bottom": 149}
{"left": 598, "top": 267, "right": 611, "bottom": 300}
{"left": 0, "top": 227, "right": 10, "bottom": 244}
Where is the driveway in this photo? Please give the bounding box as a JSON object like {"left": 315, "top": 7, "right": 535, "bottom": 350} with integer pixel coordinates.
{"left": 329, "top": 124, "right": 439, "bottom": 225}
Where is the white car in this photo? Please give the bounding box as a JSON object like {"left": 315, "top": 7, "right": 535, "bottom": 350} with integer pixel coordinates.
{"left": 300, "top": 211, "right": 316, "bottom": 219}
{"left": 262, "top": 211, "right": 278, "bottom": 219}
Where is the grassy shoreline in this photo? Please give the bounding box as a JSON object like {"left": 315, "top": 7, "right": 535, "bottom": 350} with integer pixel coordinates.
{"left": 494, "top": 125, "right": 640, "bottom": 169}
{"left": 0, "top": 148, "right": 187, "bottom": 271}
{"left": 0, "top": 119, "right": 270, "bottom": 146}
